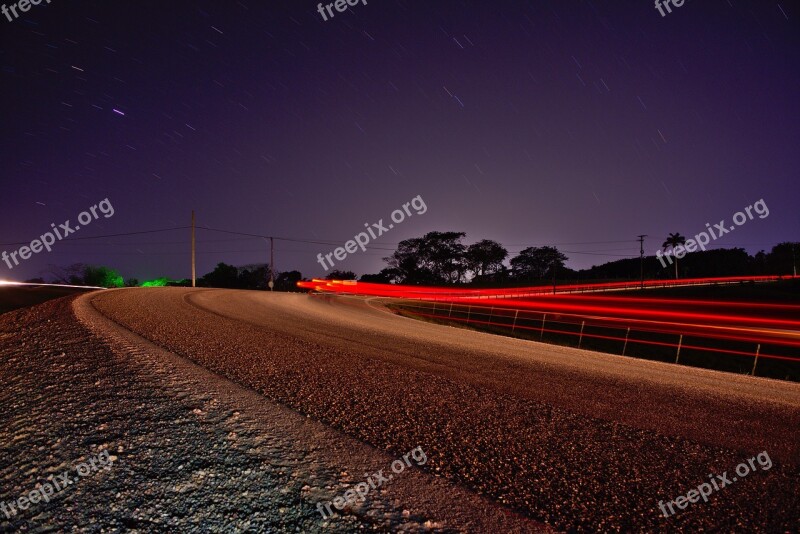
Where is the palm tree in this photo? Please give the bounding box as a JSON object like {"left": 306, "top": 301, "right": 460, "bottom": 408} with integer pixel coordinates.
{"left": 662, "top": 232, "right": 687, "bottom": 279}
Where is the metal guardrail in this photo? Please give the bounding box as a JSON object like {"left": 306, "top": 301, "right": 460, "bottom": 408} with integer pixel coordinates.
{"left": 384, "top": 299, "right": 800, "bottom": 377}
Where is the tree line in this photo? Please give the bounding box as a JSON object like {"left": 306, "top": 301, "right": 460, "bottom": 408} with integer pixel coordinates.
{"left": 29, "top": 233, "right": 798, "bottom": 289}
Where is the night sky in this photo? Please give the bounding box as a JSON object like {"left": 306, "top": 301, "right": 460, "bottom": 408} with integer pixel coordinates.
{"left": 1, "top": 1, "right": 798, "bottom": 282}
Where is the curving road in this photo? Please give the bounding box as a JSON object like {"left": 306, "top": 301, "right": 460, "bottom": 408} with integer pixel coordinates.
{"left": 86, "top": 287, "right": 800, "bottom": 532}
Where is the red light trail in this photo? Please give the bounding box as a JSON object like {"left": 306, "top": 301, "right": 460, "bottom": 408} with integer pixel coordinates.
{"left": 298, "top": 275, "right": 800, "bottom": 366}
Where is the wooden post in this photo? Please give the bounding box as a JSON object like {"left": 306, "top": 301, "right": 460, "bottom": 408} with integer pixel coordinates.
{"left": 578, "top": 321, "right": 585, "bottom": 349}
{"left": 540, "top": 313, "right": 547, "bottom": 340}
{"left": 448, "top": 302, "right": 453, "bottom": 318}
{"left": 751, "top": 344, "right": 761, "bottom": 376}
{"left": 488, "top": 307, "right": 494, "bottom": 324}
{"left": 511, "top": 309, "right": 519, "bottom": 333}
{"left": 269, "top": 237, "right": 274, "bottom": 291}
{"left": 675, "top": 334, "right": 683, "bottom": 364}
{"left": 622, "top": 327, "right": 631, "bottom": 355}
{"left": 191, "top": 210, "right": 196, "bottom": 288}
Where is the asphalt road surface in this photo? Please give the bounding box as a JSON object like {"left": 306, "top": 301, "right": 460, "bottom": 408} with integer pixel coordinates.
{"left": 88, "top": 288, "right": 800, "bottom": 531}
{"left": 3, "top": 287, "right": 799, "bottom": 532}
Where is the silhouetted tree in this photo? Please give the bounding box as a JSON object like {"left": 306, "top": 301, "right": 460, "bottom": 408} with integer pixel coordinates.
{"left": 325, "top": 270, "right": 357, "bottom": 280}
{"left": 82, "top": 266, "right": 124, "bottom": 288}
{"left": 662, "top": 233, "right": 687, "bottom": 279}
{"left": 45, "top": 264, "right": 123, "bottom": 287}
{"left": 510, "top": 246, "right": 567, "bottom": 281}
{"left": 46, "top": 263, "right": 88, "bottom": 285}
{"left": 385, "top": 231, "right": 467, "bottom": 284}
{"left": 200, "top": 263, "right": 241, "bottom": 288}
{"left": 682, "top": 248, "right": 751, "bottom": 278}
{"left": 359, "top": 268, "right": 399, "bottom": 284}
{"left": 466, "top": 239, "right": 508, "bottom": 282}
{"left": 238, "top": 263, "right": 270, "bottom": 290}
{"left": 766, "top": 242, "right": 799, "bottom": 275}
{"left": 275, "top": 270, "right": 303, "bottom": 291}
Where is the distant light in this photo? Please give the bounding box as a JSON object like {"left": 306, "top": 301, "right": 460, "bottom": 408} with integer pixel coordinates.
{"left": 0, "top": 280, "right": 105, "bottom": 289}
{"left": 112, "top": 109, "right": 125, "bottom": 116}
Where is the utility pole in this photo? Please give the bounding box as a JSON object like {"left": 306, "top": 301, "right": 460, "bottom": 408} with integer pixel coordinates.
{"left": 269, "top": 237, "right": 275, "bottom": 291}
{"left": 191, "top": 210, "right": 196, "bottom": 288}
{"left": 637, "top": 235, "right": 647, "bottom": 289}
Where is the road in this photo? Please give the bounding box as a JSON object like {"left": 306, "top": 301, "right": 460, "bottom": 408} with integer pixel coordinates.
{"left": 81, "top": 287, "right": 800, "bottom": 532}
{"left": 1, "top": 292, "right": 538, "bottom": 533}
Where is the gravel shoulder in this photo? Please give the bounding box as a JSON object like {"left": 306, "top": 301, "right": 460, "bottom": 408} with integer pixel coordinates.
{"left": 0, "top": 294, "right": 542, "bottom": 533}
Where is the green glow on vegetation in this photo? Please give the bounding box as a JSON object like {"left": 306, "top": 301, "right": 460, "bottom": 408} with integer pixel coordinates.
{"left": 141, "top": 277, "right": 169, "bottom": 287}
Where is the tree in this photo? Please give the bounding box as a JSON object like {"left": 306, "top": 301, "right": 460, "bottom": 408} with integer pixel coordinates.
{"left": 81, "top": 266, "right": 124, "bottom": 288}
{"left": 141, "top": 277, "right": 170, "bottom": 287}
{"left": 360, "top": 268, "right": 400, "bottom": 284}
{"left": 275, "top": 270, "right": 303, "bottom": 291}
{"left": 325, "top": 270, "right": 357, "bottom": 280}
{"left": 384, "top": 231, "right": 468, "bottom": 284}
{"left": 466, "top": 239, "right": 508, "bottom": 281}
{"left": 510, "top": 246, "right": 567, "bottom": 281}
{"left": 43, "top": 263, "right": 123, "bottom": 287}
{"left": 765, "top": 242, "right": 799, "bottom": 275}
{"left": 46, "top": 263, "right": 88, "bottom": 285}
{"left": 680, "top": 248, "right": 751, "bottom": 277}
{"left": 238, "top": 263, "right": 270, "bottom": 290}
{"left": 662, "top": 233, "right": 687, "bottom": 279}
{"left": 200, "top": 263, "right": 241, "bottom": 288}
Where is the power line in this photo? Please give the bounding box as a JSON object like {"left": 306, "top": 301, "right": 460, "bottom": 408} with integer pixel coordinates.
{"left": 504, "top": 239, "right": 636, "bottom": 246}
{"left": 196, "top": 225, "right": 646, "bottom": 249}
{"left": 1, "top": 222, "right": 786, "bottom": 256}
{"left": 560, "top": 251, "right": 638, "bottom": 257}
{"left": 194, "top": 225, "right": 399, "bottom": 250}
{"left": 48, "top": 237, "right": 260, "bottom": 246}
{"left": 0, "top": 226, "right": 190, "bottom": 246}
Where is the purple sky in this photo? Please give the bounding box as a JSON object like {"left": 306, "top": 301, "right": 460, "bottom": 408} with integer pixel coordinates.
{"left": 1, "top": 1, "right": 798, "bottom": 281}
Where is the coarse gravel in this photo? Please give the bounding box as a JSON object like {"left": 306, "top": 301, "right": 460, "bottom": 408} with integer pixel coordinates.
{"left": 0, "top": 294, "right": 544, "bottom": 533}
{"left": 85, "top": 288, "right": 800, "bottom": 532}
